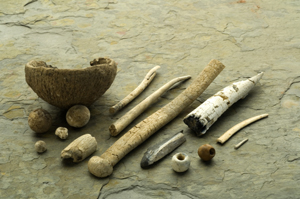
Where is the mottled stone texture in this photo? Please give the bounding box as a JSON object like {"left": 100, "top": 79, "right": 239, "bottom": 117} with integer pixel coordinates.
{"left": 0, "top": 0, "right": 300, "bottom": 198}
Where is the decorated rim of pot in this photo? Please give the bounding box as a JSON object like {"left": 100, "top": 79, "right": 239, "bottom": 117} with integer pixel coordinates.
{"left": 25, "top": 57, "right": 116, "bottom": 71}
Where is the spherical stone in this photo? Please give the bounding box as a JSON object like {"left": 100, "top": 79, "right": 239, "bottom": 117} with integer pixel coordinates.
{"left": 198, "top": 144, "right": 215, "bottom": 161}
{"left": 66, "top": 105, "right": 90, "bottom": 128}
{"left": 28, "top": 108, "right": 52, "bottom": 133}
{"left": 35, "top": 140, "right": 47, "bottom": 153}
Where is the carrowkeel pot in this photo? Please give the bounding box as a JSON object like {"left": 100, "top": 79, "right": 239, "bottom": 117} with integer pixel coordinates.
{"left": 88, "top": 59, "right": 226, "bottom": 178}
{"left": 25, "top": 57, "right": 117, "bottom": 109}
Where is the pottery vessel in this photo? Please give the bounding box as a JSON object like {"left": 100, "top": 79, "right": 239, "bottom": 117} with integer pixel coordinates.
{"left": 25, "top": 57, "right": 117, "bottom": 109}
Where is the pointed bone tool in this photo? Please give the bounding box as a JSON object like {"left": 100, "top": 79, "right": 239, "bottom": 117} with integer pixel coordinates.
{"left": 140, "top": 132, "right": 186, "bottom": 168}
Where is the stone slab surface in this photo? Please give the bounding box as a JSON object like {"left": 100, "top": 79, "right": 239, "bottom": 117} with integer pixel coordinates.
{"left": 0, "top": 0, "right": 300, "bottom": 198}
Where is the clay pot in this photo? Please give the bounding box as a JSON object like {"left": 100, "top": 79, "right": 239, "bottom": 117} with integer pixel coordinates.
{"left": 171, "top": 152, "right": 190, "bottom": 172}
{"left": 198, "top": 144, "right": 215, "bottom": 161}
{"left": 25, "top": 57, "right": 117, "bottom": 109}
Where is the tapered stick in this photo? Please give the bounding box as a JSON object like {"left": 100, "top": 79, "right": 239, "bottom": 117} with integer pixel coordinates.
{"left": 110, "top": 65, "right": 160, "bottom": 114}
{"left": 217, "top": 114, "right": 268, "bottom": 144}
{"left": 109, "top": 75, "right": 191, "bottom": 136}
{"left": 88, "top": 59, "right": 225, "bottom": 178}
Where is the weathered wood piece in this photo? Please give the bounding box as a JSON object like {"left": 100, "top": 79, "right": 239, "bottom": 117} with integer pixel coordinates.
{"left": 109, "top": 65, "right": 160, "bottom": 114}
{"left": 234, "top": 138, "right": 249, "bottom": 149}
{"left": 109, "top": 75, "right": 191, "bottom": 136}
{"left": 61, "top": 134, "right": 97, "bottom": 162}
{"left": 140, "top": 132, "right": 186, "bottom": 168}
{"left": 184, "top": 72, "right": 264, "bottom": 136}
{"left": 88, "top": 59, "right": 225, "bottom": 178}
{"left": 217, "top": 113, "right": 268, "bottom": 144}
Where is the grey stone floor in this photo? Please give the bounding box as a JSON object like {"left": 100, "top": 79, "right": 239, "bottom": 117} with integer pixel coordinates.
{"left": 1, "top": 0, "right": 300, "bottom": 198}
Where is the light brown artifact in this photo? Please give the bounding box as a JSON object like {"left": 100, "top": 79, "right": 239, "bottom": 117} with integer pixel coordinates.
{"left": 234, "top": 138, "right": 248, "bottom": 149}
{"left": 28, "top": 108, "right": 52, "bottom": 133}
{"left": 35, "top": 140, "right": 47, "bottom": 153}
{"left": 25, "top": 57, "right": 117, "bottom": 109}
{"left": 55, "top": 127, "right": 68, "bottom": 139}
{"left": 217, "top": 113, "right": 268, "bottom": 144}
{"left": 88, "top": 59, "right": 226, "bottom": 178}
{"left": 198, "top": 144, "right": 215, "bottom": 161}
{"left": 61, "top": 134, "right": 97, "bottom": 162}
{"left": 109, "top": 65, "right": 160, "bottom": 114}
{"left": 66, "top": 105, "right": 90, "bottom": 128}
{"left": 109, "top": 75, "right": 191, "bottom": 136}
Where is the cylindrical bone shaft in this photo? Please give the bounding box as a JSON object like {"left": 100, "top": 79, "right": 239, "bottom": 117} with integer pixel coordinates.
{"left": 88, "top": 59, "right": 226, "bottom": 178}
{"left": 109, "top": 75, "right": 191, "bottom": 136}
{"left": 110, "top": 65, "right": 160, "bottom": 114}
{"left": 217, "top": 114, "right": 268, "bottom": 144}
{"left": 184, "top": 72, "right": 264, "bottom": 136}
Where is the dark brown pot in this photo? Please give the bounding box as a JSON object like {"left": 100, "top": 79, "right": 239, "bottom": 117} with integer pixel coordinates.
{"left": 25, "top": 57, "right": 117, "bottom": 109}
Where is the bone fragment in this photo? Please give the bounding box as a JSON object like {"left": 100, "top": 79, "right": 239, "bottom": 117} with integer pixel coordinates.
{"left": 184, "top": 72, "right": 264, "bottom": 136}
{"left": 88, "top": 59, "right": 225, "bottom": 178}
{"left": 110, "top": 65, "right": 160, "bottom": 114}
{"left": 140, "top": 132, "right": 186, "bottom": 168}
{"left": 55, "top": 127, "right": 68, "bottom": 139}
{"left": 217, "top": 114, "right": 268, "bottom": 144}
{"left": 109, "top": 75, "right": 191, "bottom": 136}
{"left": 234, "top": 138, "right": 248, "bottom": 149}
{"left": 61, "top": 134, "right": 97, "bottom": 162}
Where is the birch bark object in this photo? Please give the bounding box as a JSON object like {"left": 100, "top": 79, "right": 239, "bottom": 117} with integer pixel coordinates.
{"left": 217, "top": 113, "right": 268, "bottom": 144}
{"left": 184, "top": 72, "right": 264, "bottom": 136}
{"left": 110, "top": 65, "right": 160, "bottom": 114}
{"left": 109, "top": 75, "right": 191, "bottom": 136}
{"left": 61, "top": 134, "right": 97, "bottom": 162}
{"left": 88, "top": 59, "right": 225, "bottom": 178}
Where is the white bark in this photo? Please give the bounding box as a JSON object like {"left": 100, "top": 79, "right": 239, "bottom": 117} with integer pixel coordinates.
{"left": 184, "top": 72, "right": 264, "bottom": 136}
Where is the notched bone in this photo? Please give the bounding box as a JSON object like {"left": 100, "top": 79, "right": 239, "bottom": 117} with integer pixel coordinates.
{"left": 61, "top": 134, "right": 97, "bottom": 162}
